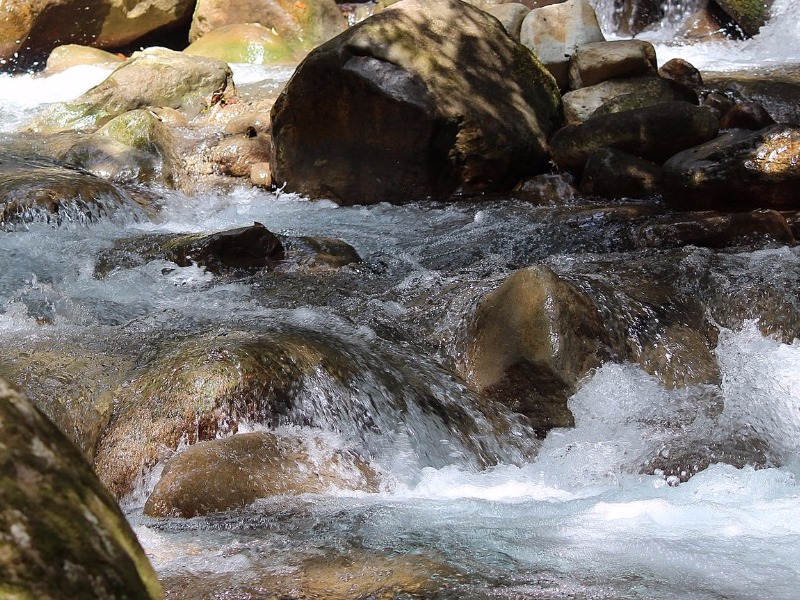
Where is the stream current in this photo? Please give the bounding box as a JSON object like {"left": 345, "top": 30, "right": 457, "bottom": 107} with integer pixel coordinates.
{"left": 2, "top": 2, "right": 800, "bottom": 598}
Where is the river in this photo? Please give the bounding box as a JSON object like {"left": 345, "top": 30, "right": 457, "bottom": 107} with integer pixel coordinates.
{"left": 1, "top": 1, "right": 800, "bottom": 598}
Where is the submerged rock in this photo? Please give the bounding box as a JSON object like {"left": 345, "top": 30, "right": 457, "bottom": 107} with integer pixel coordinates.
{"left": 663, "top": 124, "right": 800, "bottom": 211}
{"left": 0, "top": 153, "right": 145, "bottom": 228}
{"left": 28, "top": 47, "right": 233, "bottom": 133}
{"left": 144, "top": 431, "right": 377, "bottom": 517}
{"left": 0, "top": 379, "right": 163, "bottom": 599}
{"left": 271, "top": 0, "right": 561, "bottom": 204}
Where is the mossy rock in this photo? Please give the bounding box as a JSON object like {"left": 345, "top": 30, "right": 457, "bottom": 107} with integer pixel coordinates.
{"left": 185, "top": 23, "right": 305, "bottom": 65}
{"left": 714, "top": 0, "right": 770, "bottom": 36}
{"left": 0, "top": 379, "right": 162, "bottom": 599}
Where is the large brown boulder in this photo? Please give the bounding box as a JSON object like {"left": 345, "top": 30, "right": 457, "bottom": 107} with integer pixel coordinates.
{"left": 663, "top": 124, "right": 800, "bottom": 211}
{"left": 0, "top": 0, "right": 194, "bottom": 70}
{"left": 189, "top": 0, "right": 348, "bottom": 48}
{"left": 144, "top": 431, "right": 377, "bottom": 517}
{"left": 0, "top": 379, "right": 163, "bottom": 599}
{"left": 550, "top": 101, "right": 719, "bottom": 172}
{"left": 270, "top": 0, "right": 562, "bottom": 205}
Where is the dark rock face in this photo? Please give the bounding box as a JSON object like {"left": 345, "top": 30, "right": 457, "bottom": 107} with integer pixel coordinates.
{"left": 579, "top": 147, "right": 662, "bottom": 199}
{"left": 271, "top": 0, "right": 561, "bottom": 205}
{"left": 0, "top": 379, "right": 162, "bottom": 599}
{"left": 663, "top": 124, "right": 800, "bottom": 211}
{"left": 550, "top": 101, "right": 719, "bottom": 172}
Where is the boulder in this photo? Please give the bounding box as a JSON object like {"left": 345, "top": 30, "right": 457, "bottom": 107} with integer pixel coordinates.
{"left": 486, "top": 2, "right": 530, "bottom": 39}
{"left": 464, "top": 265, "right": 610, "bottom": 434}
{"left": 189, "top": 0, "right": 348, "bottom": 48}
{"left": 568, "top": 40, "right": 657, "bottom": 90}
{"left": 271, "top": 0, "right": 561, "bottom": 205}
{"left": 562, "top": 76, "right": 698, "bottom": 124}
{"left": 28, "top": 47, "right": 233, "bottom": 133}
{"left": 0, "top": 379, "right": 162, "bottom": 599}
{"left": 208, "top": 131, "right": 273, "bottom": 177}
{"left": 0, "top": 0, "right": 194, "bottom": 70}
{"left": 519, "top": 0, "right": 605, "bottom": 90}
{"left": 663, "top": 124, "right": 800, "bottom": 211}
{"left": 550, "top": 101, "right": 719, "bottom": 173}
{"left": 0, "top": 153, "right": 146, "bottom": 229}
{"left": 43, "top": 44, "right": 125, "bottom": 75}
{"left": 579, "top": 147, "right": 662, "bottom": 199}
{"left": 62, "top": 109, "right": 180, "bottom": 186}
{"left": 144, "top": 431, "right": 377, "bottom": 517}
{"left": 719, "top": 101, "right": 776, "bottom": 130}
{"left": 184, "top": 23, "right": 305, "bottom": 65}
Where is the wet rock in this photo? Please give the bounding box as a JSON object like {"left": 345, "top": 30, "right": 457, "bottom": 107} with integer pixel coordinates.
{"left": 43, "top": 44, "right": 125, "bottom": 75}
{"left": 95, "top": 223, "right": 285, "bottom": 277}
{"left": 0, "top": 153, "right": 146, "bottom": 228}
{"left": 568, "top": 40, "right": 657, "bottom": 90}
{"left": 550, "top": 101, "right": 719, "bottom": 173}
{"left": 658, "top": 58, "right": 704, "bottom": 89}
{"left": 184, "top": 23, "right": 306, "bottom": 65}
{"left": 663, "top": 124, "right": 800, "bottom": 211}
{"left": 519, "top": 0, "right": 605, "bottom": 90}
{"left": 144, "top": 432, "right": 377, "bottom": 517}
{"left": 279, "top": 236, "right": 362, "bottom": 271}
{"left": 271, "top": 0, "right": 561, "bottom": 204}
{"left": 28, "top": 47, "right": 233, "bottom": 133}
{"left": 704, "top": 77, "right": 800, "bottom": 125}
{"left": 190, "top": 0, "right": 348, "bottom": 49}
{"left": 715, "top": 0, "right": 772, "bottom": 36}
{"left": 486, "top": 2, "right": 530, "bottom": 39}
{"left": 0, "top": 379, "right": 163, "bottom": 599}
{"left": 579, "top": 147, "right": 662, "bottom": 199}
{"left": 637, "top": 210, "right": 795, "bottom": 249}
{"left": 562, "top": 76, "right": 698, "bottom": 124}
{"left": 610, "top": 0, "right": 664, "bottom": 35}
{"left": 719, "top": 101, "right": 776, "bottom": 130}
{"left": 0, "top": 0, "right": 193, "bottom": 70}
{"left": 636, "top": 324, "right": 721, "bottom": 388}
{"left": 702, "top": 91, "right": 737, "bottom": 120}
{"left": 250, "top": 161, "right": 273, "bottom": 187}
{"left": 464, "top": 265, "right": 610, "bottom": 434}
{"left": 62, "top": 109, "right": 180, "bottom": 186}
{"left": 93, "top": 329, "right": 361, "bottom": 499}
{"left": 208, "top": 132, "right": 273, "bottom": 178}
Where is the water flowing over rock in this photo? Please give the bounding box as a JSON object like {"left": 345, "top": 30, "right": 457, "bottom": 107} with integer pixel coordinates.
{"left": 550, "top": 101, "right": 719, "bottom": 172}
{"left": 715, "top": 0, "right": 773, "bottom": 35}
{"left": 663, "top": 124, "right": 800, "bottom": 211}
{"left": 0, "top": 153, "right": 146, "bottom": 228}
{"left": 0, "top": 0, "right": 194, "bottom": 70}
{"left": 0, "top": 379, "right": 163, "bottom": 599}
{"left": 27, "top": 47, "right": 233, "bottom": 133}
{"left": 190, "top": 0, "right": 348, "bottom": 48}
{"left": 270, "top": 0, "right": 562, "bottom": 205}
{"left": 43, "top": 44, "right": 125, "bottom": 75}
{"left": 144, "top": 431, "right": 378, "bottom": 517}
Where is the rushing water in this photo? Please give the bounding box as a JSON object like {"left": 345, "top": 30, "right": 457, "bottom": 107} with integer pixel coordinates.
{"left": 2, "top": 3, "right": 800, "bottom": 598}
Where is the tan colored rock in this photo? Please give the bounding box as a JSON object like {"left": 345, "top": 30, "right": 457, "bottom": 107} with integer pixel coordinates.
{"left": 0, "top": 0, "right": 194, "bottom": 70}
{"left": 519, "top": 0, "right": 605, "bottom": 90}
{"left": 0, "top": 379, "right": 163, "bottom": 599}
{"left": 43, "top": 44, "right": 124, "bottom": 75}
{"left": 144, "top": 431, "right": 377, "bottom": 517}
{"left": 568, "top": 40, "right": 657, "bottom": 90}
{"left": 486, "top": 2, "right": 530, "bottom": 39}
{"left": 250, "top": 161, "right": 273, "bottom": 187}
{"left": 636, "top": 325, "right": 721, "bottom": 388}
{"left": 189, "top": 0, "right": 348, "bottom": 49}
{"left": 464, "top": 265, "right": 609, "bottom": 433}
{"left": 209, "top": 132, "right": 273, "bottom": 177}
